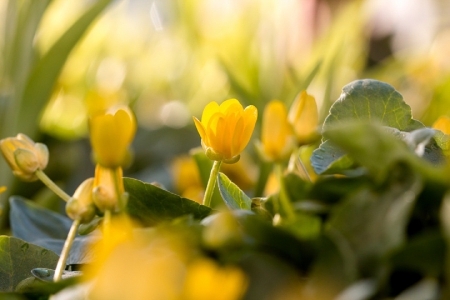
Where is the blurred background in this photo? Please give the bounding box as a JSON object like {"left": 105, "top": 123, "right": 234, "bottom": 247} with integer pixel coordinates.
{"left": 1, "top": 0, "right": 450, "bottom": 230}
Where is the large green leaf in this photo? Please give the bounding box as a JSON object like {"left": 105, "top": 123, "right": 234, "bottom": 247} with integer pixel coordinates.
{"left": 9, "top": 197, "right": 98, "bottom": 265}
{"left": 217, "top": 172, "right": 251, "bottom": 210}
{"left": 323, "top": 79, "right": 421, "bottom": 131}
{"left": 124, "top": 178, "right": 212, "bottom": 226}
{"left": 17, "top": 0, "right": 112, "bottom": 136}
{"left": 327, "top": 163, "right": 423, "bottom": 277}
{"left": 0, "top": 236, "right": 59, "bottom": 292}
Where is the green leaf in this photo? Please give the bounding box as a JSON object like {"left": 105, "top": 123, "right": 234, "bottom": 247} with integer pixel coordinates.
{"left": 310, "top": 140, "right": 356, "bottom": 175}
{"left": 390, "top": 231, "right": 445, "bottom": 276}
{"left": 124, "top": 177, "right": 212, "bottom": 226}
{"left": 323, "top": 79, "right": 421, "bottom": 132}
{"left": 0, "top": 236, "right": 59, "bottom": 292}
{"left": 217, "top": 172, "right": 251, "bottom": 210}
{"left": 327, "top": 163, "right": 423, "bottom": 276}
{"left": 10, "top": 197, "right": 98, "bottom": 265}
{"left": 17, "top": 0, "right": 112, "bottom": 136}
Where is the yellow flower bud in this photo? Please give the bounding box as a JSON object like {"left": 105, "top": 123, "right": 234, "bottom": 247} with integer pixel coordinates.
{"left": 66, "top": 178, "right": 96, "bottom": 223}
{"left": 92, "top": 165, "right": 126, "bottom": 212}
{"left": 288, "top": 91, "right": 318, "bottom": 145}
{"left": 0, "top": 134, "right": 49, "bottom": 181}
{"left": 193, "top": 99, "right": 257, "bottom": 164}
{"left": 261, "top": 100, "right": 295, "bottom": 162}
{"left": 90, "top": 106, "right": 136, "bottom": 168}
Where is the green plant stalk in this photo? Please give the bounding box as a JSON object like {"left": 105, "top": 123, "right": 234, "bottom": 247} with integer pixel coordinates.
{"left": 275, "top": 164, "right": 295, "bottom": 220}
{"left": 35, "top": 169, "right": 71, "bottom": 202}
{"left": 54, "top": 218, "right": 80, "bottom": 282}
{"left": 203, "top": 160, "right": 222, "bottom": 207}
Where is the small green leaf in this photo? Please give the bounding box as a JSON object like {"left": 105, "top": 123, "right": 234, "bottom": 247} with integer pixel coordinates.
{"left": 124, "top": 177, "right": 212, "bottom": 226}
{"left": 310, "top": 140, "right": 355, "bottom": 175}
{"left": 0, "top": 236, "right": 59, "bottom": 292}
{"left": 217, "top": 172, "right": 251, "bottom": 210}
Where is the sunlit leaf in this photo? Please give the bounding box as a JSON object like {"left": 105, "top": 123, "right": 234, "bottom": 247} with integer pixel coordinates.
{"left": 124, "top": 177, "right": 212, "bottom": 226}
{"left": 0, "top": 236, "right": 59, "bottom": 292}
{"left": 217, "top": 172, "right": 251, "bottom": 210}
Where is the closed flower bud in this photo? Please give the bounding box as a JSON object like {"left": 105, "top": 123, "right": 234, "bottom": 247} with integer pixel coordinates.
{"left": 92, "top": 165, "right": 126, "bottom": 212}
{"left": 66, "top": 178, "right": 96, "bottom": 223}
{"left": 90, "top": 106, "right": 136, "bottom": 168}
{"left": 288, "top": 91, "right": 318, "bottom": 145}
{"left": 0, "top": 134, "right": 49, "bottom": 181}
{"left": 261, "top": 100, "right": 295, "bottom": 162}
{"left": 193, "top": 99, "right": 257, "bottom": 164}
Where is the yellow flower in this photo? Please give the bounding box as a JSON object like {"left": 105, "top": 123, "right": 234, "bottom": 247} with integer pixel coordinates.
{"left": 193, "top": 99, "right": 257, "bottom": 164}
{"left": 261, "top": 100, "right": 295, "bottom": 162}
{"left": 288, "top": 91, "right": 318, "bottom": 145}
{"left": 66, "top": 178, "right": 96, "bottom": 223}
{"left": 182, "top": 258, "right": 248, "bottom": 300}
{"left": 0, "top": 134, "right": 49, "bottom": 181}
{"left": 433, "top": 116, "right": 450, "bottom": 135}
{"left": 90, "top": 106, "right": 136, "bottom": 168}
{"left": 0, "top": 186, "right": 6, "bottom": 194}
{"left": 92, "top": 165, "right": 126, "bottom": 212}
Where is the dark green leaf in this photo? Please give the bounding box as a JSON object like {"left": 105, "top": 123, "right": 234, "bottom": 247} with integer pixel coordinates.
{"left": 327, "top": 163, "right": 423, "bottom": 276}
{"left": 124, "top": 177, "right": 212, "bottom": 226}
{"left": 9, "top": 197, "right": 98, "bottom": 265}
{"left": 390, "top": 231, "right": 445, "bottom": 276}
{"left": 217, "top": 172, "right": 251, "bottom": 210}
{"left": 310, "top": 140, "right": 355, "bottom": 175}
{"left": 18, "top": 0, "right": 112, "bottom": 136}
{"left": 0, "top": 236, "right": 59, "bottom": 292}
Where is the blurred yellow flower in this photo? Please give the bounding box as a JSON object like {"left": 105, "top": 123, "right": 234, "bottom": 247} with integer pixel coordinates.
{"left": 66, "top": 178, "right": 96, "bottom": 223}
{"left": 288, "top": 91, "right": 318, "bottom": 145}
{"left": 0, "top": 134, "right": 49, "bottom": 181}
{"left": 193, "top": 99, "right": 257, "bottom": 164}
{"left": 92, "top": 165, "right": 125, "bottom": 212}
{"left": 182, "top": 258, "right": 247, "bottom": 300}
{"left": 261, "top": 100, "right": 295, "bottom": 162}
{"left": 172, "top": 155, "right": 204, "bottom": 203}
{"left": 433, "top": 116, "right": 450, "bottom": 135}
{"left": 0, "top": 186, "right": 6, "bottom": 194}
{"left": 90, "top": 106, "right": 136, "bottom": 168}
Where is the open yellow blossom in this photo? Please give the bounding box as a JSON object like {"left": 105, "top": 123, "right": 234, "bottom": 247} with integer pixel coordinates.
{"left": 66, "top": 178, "right": 96, "bottom": 223}
{"left": 288, "top": 91, "right": 318, "bottom": 145}
{"left": 0, "top": 134, "right": 49, "bottom": 181}
{"left": 92, "top": 165, "right": 126, "bottom": 212}
{"left": 90, "top": 106, "right": 136, "bottom": 168}
{"left": 261, "top": 100, "right": 295, "bottom": 162}
{"left": 193, "top": 99, "right": 257, "bottom": 164}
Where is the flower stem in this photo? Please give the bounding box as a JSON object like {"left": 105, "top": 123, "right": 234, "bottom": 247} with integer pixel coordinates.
{"left": 203, "top": 160, "right": 222, "bottom": 207}
{"left": 275, "top": 164, "right": 295, "bottom": 220}
{"left": 112, "top": 167, "right": 125, "bottom": 211}
{"left": 54, "top": 218, "right": 80, "bottom": 282}
{"left": 35, "top": 169, "right": 71, "bottom": 202}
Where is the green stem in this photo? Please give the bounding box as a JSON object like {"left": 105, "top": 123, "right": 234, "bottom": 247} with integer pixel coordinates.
{"left": 275, "top": 164, "right": 295, "bottom": 220}
{"left": 203, "top": 160, "right": 222, "bottom": 207}
{"left": 35, "top": 169, "right": 71, "bottom": 202}
{"left": 54, "top": 218, "right": 80, "bottom": 282}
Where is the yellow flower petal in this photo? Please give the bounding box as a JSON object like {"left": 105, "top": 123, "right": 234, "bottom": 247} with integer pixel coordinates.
{"left": 288, "top": 91, "right": 318, "bottom": 145}
{"left": 433, "top": 116, "right": 450, "bottom": 135}
{"left": 193, "top": 99, "right": 257, "bottom": 162}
